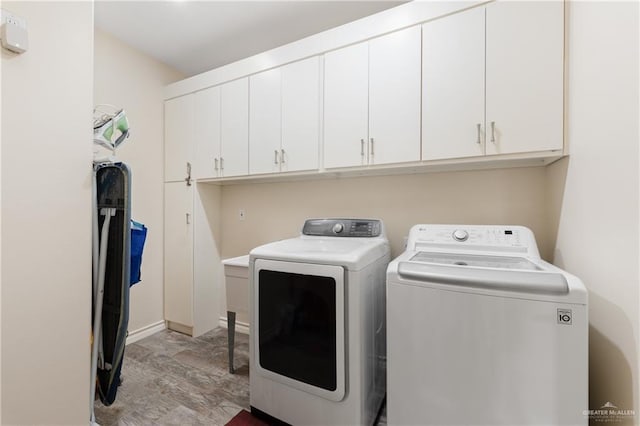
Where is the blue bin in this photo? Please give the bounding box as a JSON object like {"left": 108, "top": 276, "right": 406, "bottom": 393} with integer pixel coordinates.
{"left": 130, "top": 220, "right": 147, "bottom": 286}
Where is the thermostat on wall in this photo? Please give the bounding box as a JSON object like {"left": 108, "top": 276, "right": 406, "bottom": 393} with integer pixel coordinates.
{"left": 0, "top": 9, "right": 28, "bottom": 54}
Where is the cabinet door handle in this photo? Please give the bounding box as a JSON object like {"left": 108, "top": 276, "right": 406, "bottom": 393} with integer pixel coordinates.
{"left": 274, "top": 150, "right": 279, "bottom": 164}
{"left": 185, "top": 162, "right": 192, "bottom": 186}
{"left": 490, "top": 121, "right": 496, "bottom": 144}
{"left": 214, "top": 158, "right": 218, "bottom": 171}
{"left": 186, "top": 213, "right": 191, "bottom": 224}
{"left": 360, "top": 139, "right": 365, "bottom": 156}
{"left": 220, "top": 157, "right": 224, "bottom": 170}
{"left": 280, "top": 149, "right": 285, "bottom": 164}
{"left": 370, "top": 138, "right": 375, "bottom": 157}
{"left": 476, "top": 123, "right": 482, "bottom": 144}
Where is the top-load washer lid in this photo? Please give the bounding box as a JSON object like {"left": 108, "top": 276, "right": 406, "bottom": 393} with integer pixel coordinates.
{"left": 392, "top": 224, "right": 587, "bottom": 304}
{"left": 410, "top": 251, "right": 542, "bottom": 271}
{"left": 399, "top": 251, "right": 569, "bottom": 296}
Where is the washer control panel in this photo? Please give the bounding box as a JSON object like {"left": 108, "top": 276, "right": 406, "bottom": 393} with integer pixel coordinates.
{"left": 303, "top": 218, "right": 382, "bottom": 237}
{"left": 406, "top": 224, "right": 538, "bottom": 256}
{"left": 452, "top": 229, "right": 469, "bottom": 242}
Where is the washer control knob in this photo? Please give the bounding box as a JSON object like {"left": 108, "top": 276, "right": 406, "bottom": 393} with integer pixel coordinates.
{"left": 332, "top": 223, "right": 344, "bottom": 234}
{"left": 452, "top": 229, "right": 469, "bottom": 242}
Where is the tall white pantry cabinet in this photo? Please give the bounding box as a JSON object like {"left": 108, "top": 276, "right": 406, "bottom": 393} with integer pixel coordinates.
{"left": 164, "top": 95, "right": 220, "bottom": 337}
{"left": 163, "top": 0, "right": 566, "bottom": 337}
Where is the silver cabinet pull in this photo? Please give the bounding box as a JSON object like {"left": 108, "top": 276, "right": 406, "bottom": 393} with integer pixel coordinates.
{"left": 214, "top": 158, "right": 219, "bottom": 171}
{"left": 360, "top": 139, "right": 365, "bottom": 156}
{"left": 186, "top": 213, "right": 191, "bottom": 224}
{"left": 185, "top": 162, "right": 192, "bottom": 186}
{"left": 220, "top": 157, "right": 224, "bottom": 170}
{"left": 476, "top": 123, "right": 482, "bottom": 144}
{"left": 490, "top": 121, "right": 496, "bottom": 144}
{"left": 274, "top": 150, "right": 279, "bottom": 164}
{"left": 370, "top": 138, "right": 375, "bottom": 156}
{"left": 280, "top": 149, "right": 285, "bottom": 164}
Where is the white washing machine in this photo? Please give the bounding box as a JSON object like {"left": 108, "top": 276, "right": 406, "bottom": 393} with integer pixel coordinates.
{"left": 387, "top": 224, "right": 588, "bottom": 426}
{"left": 249, "top": 218, "right": 390, "bottom": 425}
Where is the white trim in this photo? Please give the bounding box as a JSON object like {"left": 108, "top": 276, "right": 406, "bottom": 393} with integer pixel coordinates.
{"left": 218, "top": 316, "right": 250, "bottom": 335}
{"left": 194, "top": 151, "right": 564, "bottom": 186}
{"left": 126, "top": 320, "right": 166, "bottom": 345}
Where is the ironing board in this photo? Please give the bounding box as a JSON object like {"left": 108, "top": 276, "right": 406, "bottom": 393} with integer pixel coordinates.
{"left": 92, "top": 162, "right": 131, "bottom": 407}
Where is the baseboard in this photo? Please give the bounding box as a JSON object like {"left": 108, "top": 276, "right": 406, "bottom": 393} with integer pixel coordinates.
{"left": 126, "top": 320, "right": 166, "bottom": 345}
{"left": 219, "top": 316, "right": 250, "bottom": 335}
{"left": 167, "top": 321, "right": 193, "bottom": 336}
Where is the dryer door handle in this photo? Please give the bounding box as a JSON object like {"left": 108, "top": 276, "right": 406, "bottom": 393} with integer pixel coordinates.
{"left": 396, "top": 262, "right": 569, "bottom": 295}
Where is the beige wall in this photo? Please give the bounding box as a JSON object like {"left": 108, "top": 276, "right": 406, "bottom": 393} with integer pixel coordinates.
{"left": 218, "top": 166, "right": 550, "bottom": 327}
{"left": 94, "top": 29, "right": 183, "bottom": 333}
{"left": 547, "top": 1, "right": 639, "bottom": 421}
{"left": 1, "top": 2, "right": 93, "bottom": 424}
{"left": 220, "top": 166, "right": 550, "bottom": 260}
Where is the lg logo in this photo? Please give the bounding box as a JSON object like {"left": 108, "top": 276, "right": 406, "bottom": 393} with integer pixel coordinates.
{"left": 557, "top": 309, "right": 572, "bottom": 325}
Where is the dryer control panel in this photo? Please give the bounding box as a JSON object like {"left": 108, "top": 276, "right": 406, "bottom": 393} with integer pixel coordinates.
{"left": 303, "top": 218, "right": 382, "bottom": 237}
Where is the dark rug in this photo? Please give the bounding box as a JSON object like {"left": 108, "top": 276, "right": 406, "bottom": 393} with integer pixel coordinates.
{"left": 225, "top": 410, "right": 270, "bottom": 426}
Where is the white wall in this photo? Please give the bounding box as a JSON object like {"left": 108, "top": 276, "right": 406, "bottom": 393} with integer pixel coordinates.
{"left": 1, "top": 2, "right": 93, "bottom": 424}
{"left": 547, "top": 1, "right": 639, "bottom": 420}
{"left": 94, "top": 29, "right": 183, "bottom": 335}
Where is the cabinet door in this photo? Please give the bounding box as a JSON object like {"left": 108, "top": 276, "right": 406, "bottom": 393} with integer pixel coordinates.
{"left": 194, "top": 86, "right": 221, "bottom": 179}
{"left": 164, "top": 182, "right": 194, "bottom": 328}
{"left": 323, "top": 42, "right": 369, "bottom": 169}
{"left": 281, "top": 56, "right": 320, "bottom": 173}
{"left": 485, "top": 1, "right": 564, "bottom": 155}
{"left": 221, "top": 78, "right": 249, "bottom": 177}
{"left": 369, "top": 26, "right": 422, "bottom": 166}
{"left": 249, "top": 68, "right": 281, "bottom": 175}
{"left": 164, "top": 95, "right": 194, "bottom": 182}
{"left": 422, "top": 8, "right": 485, "bottom": 160}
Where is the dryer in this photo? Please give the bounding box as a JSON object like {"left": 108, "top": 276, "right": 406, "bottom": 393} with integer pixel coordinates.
{"left": 249, "top": 218, "right": 390, "bottom": 425}
{"left": 386, "top": 224, "right": 588, "bottom": 426}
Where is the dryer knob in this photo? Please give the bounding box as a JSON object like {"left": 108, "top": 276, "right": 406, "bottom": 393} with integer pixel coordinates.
{"left": 333, "top": 223, "right": 344, "bottom": 234}
{"left": 453, "top": 229, "right": 469, "bottom": 242}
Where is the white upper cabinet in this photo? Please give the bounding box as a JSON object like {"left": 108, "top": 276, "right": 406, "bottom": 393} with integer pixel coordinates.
{"left": 324, "top": 26, "right": 421, "bottom": 169}
{"left": 485, "top": 1, "right": 564, "bottom": 155}
{"left": 249, "top": 68, "right": 282, "bottom": 175}
{"left": 164, "top": 95, "right": 194, "bottom": 183}
{"left": 368, "top": 25, "right": 422, "bottom": 166}
{"left": 324, "top": 43, "right": 369, "bottom": 169}
{"left": 281, "top": 56, "right": 320, "bottom": 173}
{"left": 194, "top": 78, "right": 251, "bottom": 179}
{"left": 422, "top": 7, "right": 485, "bottom": 161}
{"left": 220, "top": 78, "right": 249, "bottom": 177}
{"left": 423, "top": 1, "right": 564, "bottom": 160}
{"left": 168, "top": 1, "right": 566, "bottom": 181}
{"left": 249, "top": 56, "right": 321, "bottom": 175}
{"left": 193, "top": 86, "right": 221, "bottom": 179}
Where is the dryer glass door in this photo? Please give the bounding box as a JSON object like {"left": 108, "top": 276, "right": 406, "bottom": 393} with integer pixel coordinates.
{"left": 253, "top": 259, "right": 345, "bottom": 401}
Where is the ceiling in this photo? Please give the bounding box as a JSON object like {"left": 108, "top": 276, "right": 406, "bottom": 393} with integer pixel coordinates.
{"left": 95, "top": 1, "right": 405, "bottom": 77}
